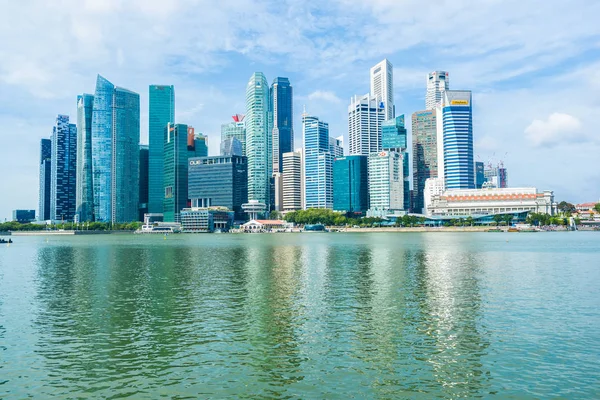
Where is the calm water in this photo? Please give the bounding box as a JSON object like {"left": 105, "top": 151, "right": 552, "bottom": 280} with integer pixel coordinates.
{"left": 0, "top": 232, "right": 599, "bottom": 398}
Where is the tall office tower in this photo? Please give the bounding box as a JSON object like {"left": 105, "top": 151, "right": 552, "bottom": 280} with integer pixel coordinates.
{"left": 475, "top": 161, "right": 485, "bottom": 189}
{"left": 139, "top": 144, "right": 149, "bottom": 221}
{"left": 221, "top": 114, "right": 246, "bottom": 155}
{"left": 50, "top": 115, "right": 77, "bottom": 222}
{"left": 329, "top": 136, "right": 344, "bottom": 158}
{"left": 193, "top": 131, "right": 208, "bottom": 157}
{"left": 348, "top": 94, "right": 386, "bottom": 156}
{"left": 333, "top": 155, "right": 369, "bottom": 214}
{"left": 221, "top": 137, "right": 243, "bottom": 156}
{"left": 38, "top": 138, "right": 52, "bottom": 221}
{"left": 188, "top": 155, "right": 248, "bottom": 220}
{"left": 92, "top": 75, "right": 140, "bottom": 223}
{"left": 282, "top": 150, "right": 303, "bottom": 211}
{"left": 76, "top": 93, "right": 94, "bottom": 222}
{"left": 412, "top": 110, "right": 438, "bottom": 213}
{"left": 381, "top": 115, "right": 410, "bottom": 210}
{"left": 370, "top": 59, "right": 394, "bottom": 120}
{"left": 245, "top": 72, "right": 272, "bottom": 207}
{"left": 270, "top": 77, "right": 293, "bottom": 173}
{"left": 426, "top": 71, "right": 449, "bottom": 109}
{"left": 441, "top": 90, "right": 474, "bottom": 189}
{"left": 484, "top": 164, "right": 508, "bottom": 188}
{"left": 303, "top": 114, "right": 333, "bottom": 209}
{"left": 148, "top": 85, "right": 175, "bottom": 214}
{"left": 368, "top": 151, "right": 406, "bottom": 214}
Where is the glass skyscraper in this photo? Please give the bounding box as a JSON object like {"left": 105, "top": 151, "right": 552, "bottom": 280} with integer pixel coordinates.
{"left": 221, "top": 115, "right": 246, "bottom": 156}
{"left": 149, "top": 85, "right": 175, "bottom": 214}
{"left": 270, "top": 77, "right": 293, "bottom": 174}
{"left": 475, "top": 161, "right": 485, "bottom": 189}
{"left": 303, "top": 114, "right": 333, "bottom": 209}
{"left": 92, "top": 75, "right": 140, "bottom": 223}
{"left": 412, "top": 110, "right": 438, "bottom": 213}
{"left": 382, "top": 115, "right": 407, "bottom": 151}
{"left": 442, "top": 90, "right": 474, "bottom": 190}
{"left": 139, "top": 144, "right": 149, "bottom": 221}
{"left": 38, "top": 138, "right": 52, "bottom": 221}
{"left": 50, "top": 115, "right": 77, "bottom": 222}
{"left": 245, "top": 73, "right": 271, "bottom": 206}
{"left": 333, "top": 155, "right": 369, "bottom": 214}
{"left": 76, "top": 93, "right": 94, "bottom": 221}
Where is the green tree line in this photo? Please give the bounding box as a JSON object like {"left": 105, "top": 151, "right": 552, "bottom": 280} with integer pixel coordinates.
{"left": 0, "top": 221, "right": 142, "bottom": 232}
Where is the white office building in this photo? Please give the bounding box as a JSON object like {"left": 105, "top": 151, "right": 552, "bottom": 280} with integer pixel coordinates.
{"left": 426, "top": 71, "right": 449, "bottom": 110}
{"left": 329, "top": 136, "right": 344, "bottom": 158}
{"left": 282, "top": 150, "right": 303, "bottom": 211}
{"left": 370, "top": 59, "right": 394, "bottom": 120}
{"left": 348, "top": 94, "right": 386, "bottom": 156}
{"left": 367, "top": 151, "right": 405, "bottom": 215}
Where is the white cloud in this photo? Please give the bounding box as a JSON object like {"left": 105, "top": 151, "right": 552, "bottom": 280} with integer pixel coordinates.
{"left": 524, "top": 113, "right": 585, "bottom": 148}
{"left": 307, "top": 90, "right": 342, "bottom": 104}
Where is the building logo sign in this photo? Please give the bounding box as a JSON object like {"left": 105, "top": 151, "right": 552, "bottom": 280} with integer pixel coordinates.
{"left": 451, "top": 99, "right": 469, "bottom": 105}
{"left": 190, "top": 160, "right": 202, "bottom": 166}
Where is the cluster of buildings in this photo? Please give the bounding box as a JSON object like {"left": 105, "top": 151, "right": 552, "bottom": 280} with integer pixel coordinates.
{"left": 35, "top": 59, "right": 557, "bottom": 231}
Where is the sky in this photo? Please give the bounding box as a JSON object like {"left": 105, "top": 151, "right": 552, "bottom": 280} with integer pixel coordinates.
{"left": 1, "top": 0, "right": 599, "bottom": 220}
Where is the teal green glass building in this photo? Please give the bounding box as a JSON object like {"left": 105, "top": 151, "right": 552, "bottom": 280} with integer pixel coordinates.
{"left": 333, "top": 155, "right": 369, "bottom": 214}
{"left": 91, "top": 75, "right": 140, "bottom": 223}
{"left": 76, "top": 93, "right": 94, "bottom": 222}
{"left": 382, "top": 115, "right": 407, "bottom": 151}
{"left": 149, "top": 85, "right": 175, "bottom": 214}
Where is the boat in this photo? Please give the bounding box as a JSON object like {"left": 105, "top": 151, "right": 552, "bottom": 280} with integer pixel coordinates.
{"left": 508, "top": 227, "right": 518, "bottom": 232}
{"left": 486, "top": 228, "right": 503, "bottom": 232}
{"left": 0, "top": 238, "right": 13, "bottom": 244}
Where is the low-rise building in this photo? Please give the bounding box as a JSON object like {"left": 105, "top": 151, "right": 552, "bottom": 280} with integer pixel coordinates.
{"left": 242, "top": 219, "right": 286, "bottom": 232}
{"left": 180, "top": 207, "right": 234, "bottom": 232}
{"left": 12, "top": 210, "right": 36, "bottom": 223}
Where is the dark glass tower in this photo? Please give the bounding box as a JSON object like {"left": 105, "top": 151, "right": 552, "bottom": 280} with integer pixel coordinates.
{"left": 333, "top": 155, "right": 369, "bottom": 214}
{"left": 38, "top": 138, "right": 52, "bottom": 221}
{"left": 411, "top": 109, "right": 438, "bottom": 213}
{"left": 148, "top": 85, "right": 175, "bottom": 214}
{"left": 50, "top": 115, "right": 77, "bottom": 221}
{"left": 270, "top": 77, "right": 293, "bottom": 174}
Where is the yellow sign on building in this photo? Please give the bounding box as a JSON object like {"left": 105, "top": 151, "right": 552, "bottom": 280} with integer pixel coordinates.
{"left": 451, "top": 99, "right": 469, "bottom": 105}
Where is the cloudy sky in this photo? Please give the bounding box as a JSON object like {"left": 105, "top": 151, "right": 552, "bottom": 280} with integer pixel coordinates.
{"left": 1, "top": 0, "right": 599, "bottom": 220}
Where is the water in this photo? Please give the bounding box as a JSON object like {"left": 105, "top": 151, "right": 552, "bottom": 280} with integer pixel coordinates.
{"left": 0, "top": 232, "right": 599, "bottom": 398}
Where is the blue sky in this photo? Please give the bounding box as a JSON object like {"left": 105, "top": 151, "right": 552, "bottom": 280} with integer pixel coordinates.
{"left": 1, "top": 0, "right": 599, "bottom": 220}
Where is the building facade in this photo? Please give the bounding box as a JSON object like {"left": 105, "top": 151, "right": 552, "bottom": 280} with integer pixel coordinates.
{"left": 148, "top": 84, "right": 175, "bottom": 214}
{"left": 333, "top": 155, "right": 369, "bottom": 214}
{"left": 180, "top": 207, "right": 234, "bottom": 232}
{"left": 13, "top": 210, "right": 36, "bottom": 223}
{"left": 426, "top": 71, "right": 449, "bottom": 109}
{"left": 441, "top": 90, "right": 474, "bottom": 190}
{"left": 368, "top": 151, "right": 406, "bottom": 214}
{"left": 139, "top": 145, "right": 149, "bottom": 221}
{"left": 221, "top": 115, "right": 246, "bottom": 156}
{"left": 38, "top": 138, "right": 52, "bottom": 221}
{"left": 76, "top": 93, "right": 94, "bottom": 222}
{"left": 282, "top": 150, "right": 303, "bottom": 211}
{"left": 92, "top": 75, "right": 140, "bottom": 223}
{"left": 382, "top": 115, "right": 407, "bottom": 151}
{"left": 370, "top": 59, "right": 394, "bottom": 120}
{"left": 412, "top": 110, "right": 438, "bottom": 213}
{"left": 348, "top": 94, "right": 386, "bottom": 156}
{"left": 270, "top": 77, "right": 293, "bottom": 174}
{"left": 188, "top": 155, "right": 248, "bottom": 220}
{"left": 245, "top": 73, "right": 272, "bottom": 207}
{"left": 221, "top": 137, "right": 243, "bottom": 156}
{"left": 475, "top": 161, "right": 485, "bottom": 189}
{"left": 484, "top": 165, "right": 508, "bottom": 188}
{"left": 329, "top": 136, "right": 344, "bottom": 158}
{"left": 50, "top": 115, "right": 77, "bottom": 222}
{"left": 303, "top": 114, "right": 333, "bottom": 209}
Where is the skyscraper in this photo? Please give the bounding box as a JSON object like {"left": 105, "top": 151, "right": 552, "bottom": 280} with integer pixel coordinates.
{"left": 329, "top": 136, "right": 344, "bottom": 158}
{"left": 484, "top": 164, "right": 508, "bottom": 188}
{"left": 348, "top": 94, "right": 386, "bottom": 156}
{"left": 149, "top": 85, "right": 175, "bottom": 214}
{"left": 245, "top": 72, "right": 271, "bottom": 207}
{"left": 426, "top": 71, "right": 449, "bottom": 110}
{"left": 412, "top": 110, "right": 438, "bottom": 213}
{"left": 333, "top": 155, "right": 369, "bottom": 214}
{"left": 139, "top": 144, "right": 149, "bottom": 221}
{"left": 50, "top": 115, "right": 77, "bottom": 222}
{"left": 76, "top": 93, "right": 94, "bottom": 222}
{"left": 303, "top": 114, "right": 333, "bottom": 209}
{"left": 38, "top": 138, "right": 52, "bottom": 221}
{"left": 92, "top": 75, "right": 140, "bottom": 223}
{"left": 368, "top": 151, "right": 406, "bottom": 215}
{"left": 382, "top": 115, "right": 407, "bottom": 151}
{"left": 193, "top": 131, "right": 208, "bottom": 157}
{"left": 270, "top": 77, "right": 293, "bottom": 174}
{"left": 441, "top": 90, "right": 474, "bottom": 190}
{"left": 370, "top": 59, "right": 394, "bottom": 120}
{"left": 221, "top": 137, "right": 243, "bottom": 156}
{"left": 475, "top": 161, "right": 485, "bottom": 189}
{"left": 282, "top": 150, "right": 303, "bottom": 211}
{"left": 221, "top": 114, "right": 246, "bottom": 155}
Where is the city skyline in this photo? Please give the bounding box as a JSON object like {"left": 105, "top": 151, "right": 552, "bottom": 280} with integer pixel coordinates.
{"left": 1, "top": 1, "right": 599, "bottom": 220}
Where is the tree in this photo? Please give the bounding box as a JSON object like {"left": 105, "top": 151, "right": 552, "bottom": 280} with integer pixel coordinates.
{"left": 465, "top": 216, "right": 474, "bottom": 226}
{"left": 595, "top": 203, "right": 600, "bottom": 213}
{"left": 503, "top": 214, "right": 514, "bottom": 226}
{"left": 269, "top": 210, "right": 282, "bottom": 220}
{"left": 493, "top": 214, "right": 503, "bottom": 226}
{"left": 557, "top": 201, "right": 576, "bottom": 214}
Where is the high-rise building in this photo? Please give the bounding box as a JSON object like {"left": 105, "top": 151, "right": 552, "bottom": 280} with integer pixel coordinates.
{"left": 13, "top": 210, "right": 36, "bottom": 223}
{"left": 329, "top": 136, "right": 344, "bottom": 158}
{"left": 245, "top": 72, "right": 272, "bottom": 207}
{"left": 368, "top": 151, "right": 406, "bottom": 215}
{"left": 50, "top": 115, "right": 77, "bottom": 222}
{"left": 76, "top": 93, "right": 94, "bottom": 222}
{"left": 38, "top": 138, "right": 52, "bottom": 221}
{"left": 148, "top": 85, "right": 175, "bottom": 214}
{"left": 139, "top": 144, "right": 149, "bottom": 221}
{"left": 348, "top": 94, "right": 386, "bottom": 156}
{"left": 475, "top": 161, "right": 485, "bottom": 189}
{"left": 440, "top": 90, "right": 474, "bottom": 190}
{"left": 270, "top": 77, "right": 293, "bottom": 174}
{"left": 92, "top": 75, "right": 140, "bottom": 223}
{"left": 382, "top": 115, "right": 407, "bottom": 151}
{"left": 188, "top": 155, "right": 248, "bottom": 220}
{"left": 426, "top": 71, "right": 449, "bottom": 110}
{"left": 163, "top": 124, "right": 203, "bottom": 222}
{"left": 412, "top": 110, "right": 439, "bottom": 213}
{"left": 194, "top": 132, "right": 208, "bottom": 157}
{"left": 303, "top": 114, "right": 333, "bottom": 209}
{"left": 221, "top": 114, "right": 246, "bottom": 156}
{"left": 370, "top": 59, "right": 394, "bottom": 120}
{"left": 333, "top": 155, "right": 369, "bottom": 214}
{"left": 282, "top": 150, "right": 303, "bottom": 211}
{"left": 484, "top": 165, "right": 508, "bottom": 188}
{"left": 221, "top": 137, "right": 243, "bottom": 156}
